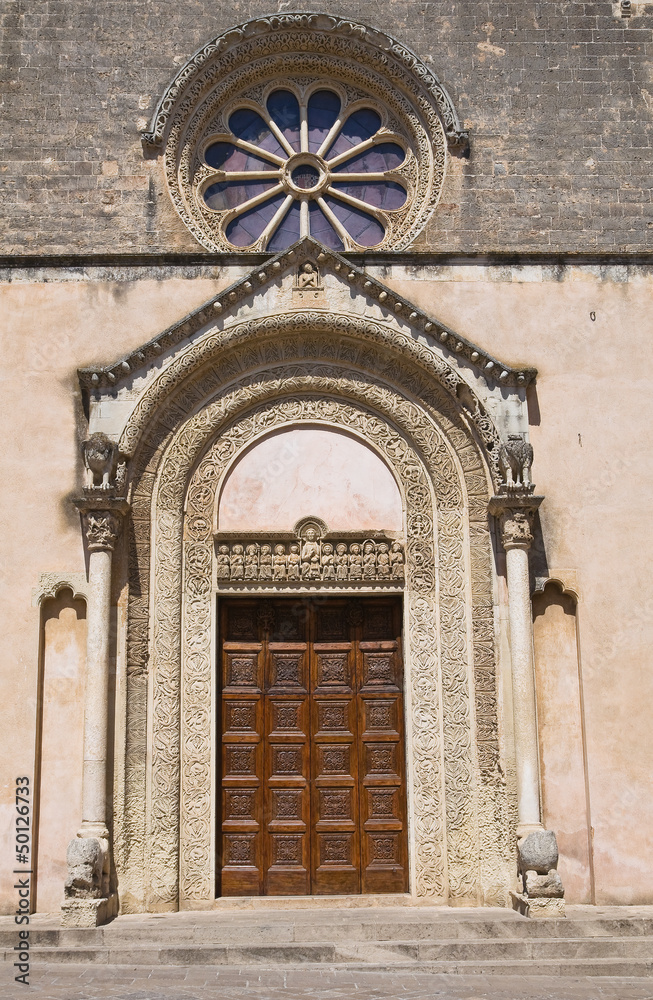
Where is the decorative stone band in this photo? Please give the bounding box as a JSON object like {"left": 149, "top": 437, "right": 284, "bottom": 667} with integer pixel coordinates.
{"left": 213, "top": 531, "right": 405, "bottom": 586}
{"left": 488, "top": 494, "right": 544, "bottom": 551}
{"left": 73, "top": 497, "right": 130, "bottom": 552}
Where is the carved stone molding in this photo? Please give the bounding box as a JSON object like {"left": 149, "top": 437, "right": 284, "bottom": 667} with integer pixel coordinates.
{"left": 115, "top": 354, "right": 512, "bottom": 912}
{"left": 108, "top": 310, "right": 508, "bottom": 499}
{"left": 79, "top": 241, "right": 536, "bottom": 395}
{"left": 143, "top": 15, "right": 466, "bottom": 151}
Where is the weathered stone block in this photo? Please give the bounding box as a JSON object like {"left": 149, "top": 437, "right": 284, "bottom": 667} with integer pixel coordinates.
{"left": 525, "top": 870, "right": 565, "bottom": 898}
{"left": 517, "top": 829, "right": 559, "bottom": 874}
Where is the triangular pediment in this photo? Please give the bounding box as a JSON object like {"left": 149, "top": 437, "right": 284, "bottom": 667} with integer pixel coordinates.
{"left": 78, "top": 238, "right": 536, "bottom": 398}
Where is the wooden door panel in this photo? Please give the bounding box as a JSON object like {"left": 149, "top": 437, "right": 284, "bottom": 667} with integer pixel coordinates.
{"left": 311, "top": 637, "right": 359, "bottom": 894}
{"left": 264, "top": 642, "right": 310, "bottom": 894}
{"left": 357, "top": 632, "right": 408, "bottom": 894}
{"left": 218, "top": 603, "right": 265, "bottom": 896}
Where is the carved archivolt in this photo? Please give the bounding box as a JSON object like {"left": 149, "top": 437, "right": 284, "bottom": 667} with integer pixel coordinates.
{"left": 118, "top": 311, "right": 503, "bottom": 485}
{"left": 142, "top": 15, "right": 465, "bottom": 251}
{"left": 116, "top": 328, "right": 512, "bottom": 911}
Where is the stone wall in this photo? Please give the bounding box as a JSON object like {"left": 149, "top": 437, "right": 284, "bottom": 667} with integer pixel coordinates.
{"left": 1, "top": 1, "right": 651, "bottom": 255}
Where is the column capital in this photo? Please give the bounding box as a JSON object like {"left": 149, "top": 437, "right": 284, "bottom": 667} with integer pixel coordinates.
{"left": 74, "top": 497, "right": 130, "bottom": 553}
{"left": 489, "top": 494, "right": 544, "bottom": 552}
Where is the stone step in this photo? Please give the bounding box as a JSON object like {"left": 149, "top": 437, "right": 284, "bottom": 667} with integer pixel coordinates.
{"left": 2, "top": 945, "right": 652, "bottom": 977}
{"left": 3, "top": 912, "right": 653, "bottom": 947}
{"left": 5, "top": 936, "right": 653, "bottom": 966}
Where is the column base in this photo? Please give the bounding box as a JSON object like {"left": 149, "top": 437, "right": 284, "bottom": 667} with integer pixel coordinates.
{"left": 511, "top": 891, "right": 566, "bottom": 919}
{"left": 61, "top": 892, "right": 118, "bottom": 928}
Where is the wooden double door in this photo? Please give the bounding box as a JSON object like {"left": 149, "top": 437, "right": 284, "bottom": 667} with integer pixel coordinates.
{"left": 217, "top": 597, "right": 408, "bottom": 896}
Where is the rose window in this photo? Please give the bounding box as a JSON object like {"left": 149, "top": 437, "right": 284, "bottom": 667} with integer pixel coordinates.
{"left": 198, "top": 88, "right": 411, "bottom": 251}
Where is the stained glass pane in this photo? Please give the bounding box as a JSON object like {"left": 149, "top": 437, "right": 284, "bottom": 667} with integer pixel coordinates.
{"left": 266, "top": 90, "right": 301, "bottom": 152}
{"left": 204, "top": 179, "right": 278, "bottom": 212}
{"left": 225, "top": 191, "right": 287, "bottom": 247}
{"left": 323, "top": 195, "right": 385, "bottom": 247}
{"left": 267, "top": 200, "right": 301, "bottom": 251}
{"left": 308, "top": 202, "right": 342, "bottom": 249}
{"left": 204, "top": 143, "right": 277, "bottom": 172}
{"left": 307, "top": 90, "right": 341, "bottom": 153}
{"left": 329, "top": 180, "right": 407, "bottom": 211}
{"left": 228, "top": 109, "right": 285, "bottom": 157}
{"left": 325, "top": 108, "right": 382, "bottom": 159}
{"left": 331, "top": 142, "right": 405, "bottom": 173}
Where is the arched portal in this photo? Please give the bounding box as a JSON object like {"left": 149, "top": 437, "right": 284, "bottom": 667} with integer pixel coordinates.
{"left": 116, "top": 316, "right": 513, "bottom": 914}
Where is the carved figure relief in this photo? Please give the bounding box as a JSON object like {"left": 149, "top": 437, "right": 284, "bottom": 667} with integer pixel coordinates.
{"left": 83, "top": 432, "right": 120, "bottom": 490}
{"left": 215, "top": 528, "right": 403, "bottom": 587}
{"left": 499, "top": 435, "right": 534, "bottom": 490}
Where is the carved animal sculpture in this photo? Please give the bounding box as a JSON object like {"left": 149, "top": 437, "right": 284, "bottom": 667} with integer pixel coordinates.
{"left": 83, "top": 432, "right": 119, "bottom": 489}
{"left": 499, "top": 435, "right": 533, "bottom": 487}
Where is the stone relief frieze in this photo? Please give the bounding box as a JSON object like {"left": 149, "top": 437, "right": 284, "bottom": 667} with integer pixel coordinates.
{"left": 215, "top": 523, "right": 405, "bottom": 586}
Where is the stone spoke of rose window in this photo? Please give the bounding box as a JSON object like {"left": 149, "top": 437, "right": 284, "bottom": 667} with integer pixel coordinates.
{"left": 201, "top": 89, "right": 409, "bottom": 250}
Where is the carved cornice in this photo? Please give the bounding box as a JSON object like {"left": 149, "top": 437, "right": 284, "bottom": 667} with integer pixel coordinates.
{"left": 489, "top": 495, "right": 544, "bottom": 552}
{"left": 78, "top": 238, "right": 536, "bottom": 393}
{"left": 73, "top": 498, "right": 130, "bottom": 553}
{"left": 141, "top": 14, "right": 468, "bottom": 153}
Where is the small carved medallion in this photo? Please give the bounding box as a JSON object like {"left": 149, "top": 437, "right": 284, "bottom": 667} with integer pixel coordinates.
{"left": 274, "top": 748, "right": 302, "bottom": 775}
{"left": 370, "top": 790, "right": 395, "bottom": 818}
{"left": 365, "top": 652, "right": 394, "bottom": 684}
{"left": 226, "top": 747, "right": 255, "bottom": 776}
{"left": 274, "top": 791, "right": 301, "bottom": 819}
{"left": 321, "top": 791, "right": 350, "bottom": 819}
{"left": 274, "top": 703, "right": 300, "bottom": 731}
{"left": 227, "top": 836, "right": 253, "bottom": 864}
{"left": 273, "top": 836, "right": 302, "bottom": 865}
{"left": 318, "top": 653, "right": 349, "bottom": 686}
{"left": 319, "top": 703, "right": 347, "bottom": 730}
{"left": 371, "top": 835, "right": 397, "bottom": 862}
{"left": 321, "top": 747, "right": 349, "bottom": 774}
{"left": 367, "top": 702, "right": 393, "bottom": 729}
{"left": 320, "top": 835, "right": 350, "bottom": 865}
{"left": 227, "top": 653, "right": 258, "bottom": 687}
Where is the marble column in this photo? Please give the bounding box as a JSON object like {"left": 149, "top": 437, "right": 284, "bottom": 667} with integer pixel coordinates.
{"left": 493, "top": 498, "right": 543, "bottom": 836}
{"left": 490, "top": 493, "right": 565, "bottom": 916}
{"left": 62, "top": 498, "right": 128, "bottom": 927}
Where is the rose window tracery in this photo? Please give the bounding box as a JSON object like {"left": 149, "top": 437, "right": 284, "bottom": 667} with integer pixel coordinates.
{"left": 198, "top": 88, "right": 410, "bottom": 251}
{"left": 151, "top": 17, "right": 460, "bottom": 253}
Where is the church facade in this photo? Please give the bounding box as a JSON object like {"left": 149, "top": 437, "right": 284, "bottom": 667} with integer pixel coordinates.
{"left": 1, "top": 6, "right": 652, "bottom": 925}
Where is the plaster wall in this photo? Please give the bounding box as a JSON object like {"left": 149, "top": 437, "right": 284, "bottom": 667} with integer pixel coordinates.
{"left": 1, "top": 264, "right": 651, "bottom": 910}
{"left": 217, "top": 426, "right": 404, "bottom": 532}
{"left": 532, "top": 585, "right": 591, "bottom": 905}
